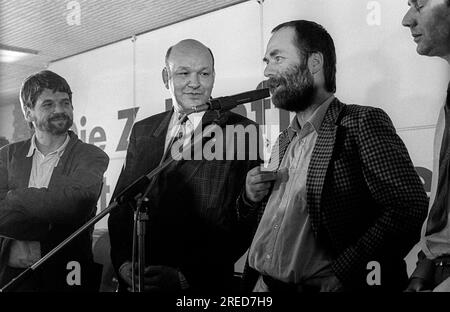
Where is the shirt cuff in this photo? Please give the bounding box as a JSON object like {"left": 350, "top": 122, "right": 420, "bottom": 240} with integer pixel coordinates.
{"left": 236, "top": 189, "right": 260, "bottom": 221}
{"left": 241, "top": 190, "right": 259, "bottom": 208}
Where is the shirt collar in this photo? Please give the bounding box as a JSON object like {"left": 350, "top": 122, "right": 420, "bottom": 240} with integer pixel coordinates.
{"left": 26, "top": 133, "right": 70, "bottom": 158}
{"left": 186, "top": 111, "right": 206, "bottom": 131}
{"left": 173, "top": 110, "right": 205, "bottom": 130}
{"left": 287, "top": 95, "right": 335, "bottom": 140}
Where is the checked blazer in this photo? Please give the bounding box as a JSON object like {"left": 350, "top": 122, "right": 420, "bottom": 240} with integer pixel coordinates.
{"left": 108, "top": 109, "right": 261, "bottom": 292}
{"left": 239, "top": 98, "right": 428, "bottom": 291}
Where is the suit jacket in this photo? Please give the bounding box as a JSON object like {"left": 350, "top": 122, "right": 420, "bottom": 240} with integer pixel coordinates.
{"left": 411, "top": 84, "right": 450, "bottom": 286}
{"left": 108, "top": 110, "right": 261, "bottom": 292}
{"left": 0, "top": 131, "right": 109, "bottom": 291}
{"left": 239, "top": 98, "right": 428, "bottom": 291}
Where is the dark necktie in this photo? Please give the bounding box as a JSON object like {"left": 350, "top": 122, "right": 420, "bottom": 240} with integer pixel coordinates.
{"left": 426, "top": 83, "right": 450, "bottom": 235}
{"left": 266, "top": 128, "right": 292, "bottom": 172}
{"left": 161, "top": 114, "right": 189, "bottom": 163}
{"left": 258, "top": 128, "right": 292, "bottom": 213}
{"left": 149, "top": 114, "right": 190, "bottom": 207}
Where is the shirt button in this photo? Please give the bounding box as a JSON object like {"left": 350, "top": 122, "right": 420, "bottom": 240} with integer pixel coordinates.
{"left": 266, "top": 254, "right": 271, "bottom": 260}
{"left": 274, "top": 224, "right": 278, "bottom": 229}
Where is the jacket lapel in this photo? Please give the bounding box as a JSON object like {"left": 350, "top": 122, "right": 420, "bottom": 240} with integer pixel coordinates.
{"left": 11, "top": 140, "right": 33, "bottom": 189}
{"left": 147, "top": 110, "right": 173, "bottom": 169}
{"left": 306, "top": 98, "right": 344, "bottom": 235}
{"left": 48, "top": 132, "right": 78, "bottom": 189}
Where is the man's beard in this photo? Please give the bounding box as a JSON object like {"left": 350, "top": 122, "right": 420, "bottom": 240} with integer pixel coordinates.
{"left": 35, "top": 113, "right": 73, "bottom": 135}
{"left": 268, "top": 63, "right": 315, "bottom": 112}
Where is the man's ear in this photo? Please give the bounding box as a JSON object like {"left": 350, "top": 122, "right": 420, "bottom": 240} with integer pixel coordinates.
{"left": 307, "top": 52, "right": 324, "bottom": 75}
{"left": 162, "top": 67, "right": 169, "bottom": 89}
{"left": 23, "top": 106, "right": 33, "bottom": 122}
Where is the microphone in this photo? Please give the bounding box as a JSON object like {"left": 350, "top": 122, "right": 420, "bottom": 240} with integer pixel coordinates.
{"left": 188, "top": 88, "right": 270, "bottom": 113}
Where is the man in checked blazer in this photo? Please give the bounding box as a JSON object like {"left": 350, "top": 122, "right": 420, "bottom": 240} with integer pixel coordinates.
{"left": 108, "top": 39, "right": 261, "bottom": 292}
{"left": 238, "top": 20, "right": 429, "bottom": 292}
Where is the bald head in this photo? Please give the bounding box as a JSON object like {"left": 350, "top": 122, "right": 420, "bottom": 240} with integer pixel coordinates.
{"left": 162, "top": 39, "right": 215, "bottom": 111}
{"left": 165, "top": 39, "right": 215, "bottom": 70}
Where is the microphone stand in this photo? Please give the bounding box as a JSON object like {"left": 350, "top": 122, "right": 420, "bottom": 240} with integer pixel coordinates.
{"left": 0, "top": 113, "right": 221, "bottom": 292}
{"left": 0, "top": 88, "right": 270, "bottom": 292}
{"left": 0, "top": 201, "right": 118, "bottom": 292}
{"left": 130, "top": 112, "right": 190, "bottom": 292}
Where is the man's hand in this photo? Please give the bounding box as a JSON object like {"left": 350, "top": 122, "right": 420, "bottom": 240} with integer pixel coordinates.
{"left": 301, "top": 267, "right": 344, "bottom": 292}
{"left": 119, "top": 262, "right": 182, "bottom": 292}
{"left": 245, "top": 166, "right": 277, "bottom": 203}
{"left": 118, "top": 261, "right": 134, "bottom": 288}
{"left": 319, "top": 274, "right": 345, "bottom": 292}
{"left": 404, "top": 277, "right": 429, "bottom": 292}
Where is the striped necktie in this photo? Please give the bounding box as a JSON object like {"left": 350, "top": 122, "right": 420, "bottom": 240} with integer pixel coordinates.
{"left": 258, "top": 128, "right": 293, "bottom": 218}
{"left": 266, "top": 128, "right": 292, "bottom": 172}
{"left": 426, "top": 82, "right": 450, "bottom": 235}
{"left": 162, "top": 114, "right": 190, "bottom": 162}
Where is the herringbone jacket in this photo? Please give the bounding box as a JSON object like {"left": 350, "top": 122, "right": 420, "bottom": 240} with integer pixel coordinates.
{"left": 238, "top": 98, "right": 428, "bottom": 291}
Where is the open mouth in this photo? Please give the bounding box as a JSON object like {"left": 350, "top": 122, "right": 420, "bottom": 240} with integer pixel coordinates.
{"left": 269, "top": 83, "right": 283, "bottom": 94}
{"left": 268, "top": 77, "right": 285, "bottom": 92}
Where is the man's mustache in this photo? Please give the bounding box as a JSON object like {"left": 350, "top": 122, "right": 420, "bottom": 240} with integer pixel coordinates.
{"left": 268, "top": 76, "right": 287, "bottom": 91}
{"left": 48, "top": 113, "right": 71, "bottom": 121}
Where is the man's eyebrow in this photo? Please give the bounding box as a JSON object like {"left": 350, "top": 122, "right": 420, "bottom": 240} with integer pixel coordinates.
{"left": 263, "top": 49, "right": 283, "bottom": 62}
{"left": 174, "top": 66, "right": 190, "bottom": 71}
{"left": 174, "top": 66, "right": 212, "bottom": 72}
{"left": 270, "top": 49, "right": 283, "bottom": 57}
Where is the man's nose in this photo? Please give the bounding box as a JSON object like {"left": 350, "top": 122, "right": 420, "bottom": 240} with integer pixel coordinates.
{"left": 54, "top": 102, "right": 67, "bottom": 113}
{"left": 188, "top": 74, "right": 200, "bottom": 88}
{"left": 402, "top": 8, "right": 416, "bottom": 28}
{"left": 264, "top": 63, "right": 275, "bottom": 78}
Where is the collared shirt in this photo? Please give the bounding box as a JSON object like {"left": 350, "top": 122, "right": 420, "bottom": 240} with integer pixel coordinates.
{"left": 164, "top": 110, "right": 205, "bottom": 154}
{"left": 8, "top": 134, "right": 70, "bottom": 268}
{"left": 248, "top": 95, "right": 335, "bottom": 290}
{"left": 421, "top": 86, "right": 450, "bottom": 259}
